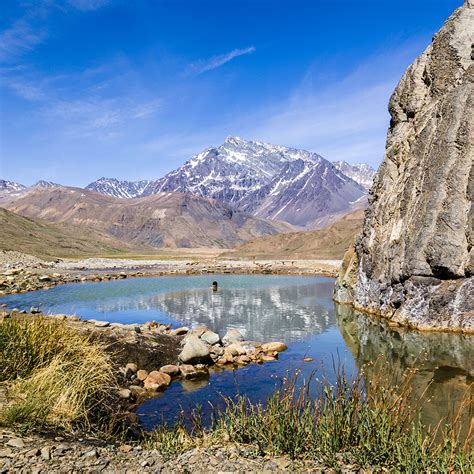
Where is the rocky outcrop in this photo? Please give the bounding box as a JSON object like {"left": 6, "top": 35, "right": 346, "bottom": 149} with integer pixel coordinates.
{"left": 334, "top": 1, "right": 474, "bottom": 332}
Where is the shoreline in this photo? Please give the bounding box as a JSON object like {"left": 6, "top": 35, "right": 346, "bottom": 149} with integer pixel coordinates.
{"left": 0, "top": 255, "right": 339, "bottom": 297}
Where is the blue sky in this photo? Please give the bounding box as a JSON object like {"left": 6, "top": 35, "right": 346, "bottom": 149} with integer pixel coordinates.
{"left": 0, "top": 0, "right": 463, "bottom": 186}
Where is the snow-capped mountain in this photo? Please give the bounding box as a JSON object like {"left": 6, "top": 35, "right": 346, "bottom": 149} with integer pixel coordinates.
{"left": 4, "top": 138, "right": 373, "bottom": 228}
{"left": 239, "top": 158, "right": 365, "bottom": 226}
{"left": 145, "top": 137, "right": 366, "bottom": 227}
{"left": 85, "top": 177, "right": 152, "bottom": 199}
{"left": 0, "top": 180, "right": 27, "bottom": 199}
{"left": 145, "top": 136, "right": 323, "bottom": 206}
{"left": 333, "top": 161, "right": 376, "bottom": 190}
{"left": 32, "top": 180, "right": 61, "bottom": 188}
{"left": 0, "top": 180, "right": 26, "bottom": 193}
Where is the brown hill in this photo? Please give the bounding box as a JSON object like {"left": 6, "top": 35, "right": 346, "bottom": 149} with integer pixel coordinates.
{"left": 4, "top": 187, "right": 292, "bottom": 249}
{"left": 0, "top": 207, "right": 135, "bottom": 259}
{"left": 222, "top": 209, "right": 364, "bottom": 260}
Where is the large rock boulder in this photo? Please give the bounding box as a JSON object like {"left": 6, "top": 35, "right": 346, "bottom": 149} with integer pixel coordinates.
{"left": 178, "top": 335, "right": 211, "bottom": 364}
{"left": 334, "top": 1, "right": 474, "bottom": 333}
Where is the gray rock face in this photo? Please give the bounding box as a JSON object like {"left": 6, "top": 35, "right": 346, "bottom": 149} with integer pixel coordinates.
{"left": 334, "top": 2, "right": 474, "bottom": 332}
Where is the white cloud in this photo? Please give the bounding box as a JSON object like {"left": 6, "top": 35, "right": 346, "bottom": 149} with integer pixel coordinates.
{"left": 190, "top": 46, "right": 256, "bottom": 75}
{"left": 132, "top": 99, "right": 162, "bottom": 119}
{"left": 0, "top": 19, "right": 47, "bottom": 62}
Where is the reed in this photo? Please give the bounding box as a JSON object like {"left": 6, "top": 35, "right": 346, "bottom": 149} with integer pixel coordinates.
{"left": 151, "top": 364, "right": 473, "bottom": 471}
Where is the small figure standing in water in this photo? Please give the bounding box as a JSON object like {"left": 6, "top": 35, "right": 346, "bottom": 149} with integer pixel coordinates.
{"left": 211, "top": 281, "right": 218, "bottom": 291}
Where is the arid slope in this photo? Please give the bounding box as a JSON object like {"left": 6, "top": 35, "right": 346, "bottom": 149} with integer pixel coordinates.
{"left": 0, "top": 207, "right": 134, "bottom": 258}
{"left": 4, "top": 187, "right": 292, "bottom": 249}
{"left": 222, "top": 209, "right": 364, "bottom": 260}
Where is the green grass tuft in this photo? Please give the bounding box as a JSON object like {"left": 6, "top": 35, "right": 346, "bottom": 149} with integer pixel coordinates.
{"left": 150, "top": 367, "right": 473, "bottom": 470}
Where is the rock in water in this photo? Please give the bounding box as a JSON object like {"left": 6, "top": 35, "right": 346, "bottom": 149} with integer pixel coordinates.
{"left": 334, "top": 1, "right": 474, "bottom": 333}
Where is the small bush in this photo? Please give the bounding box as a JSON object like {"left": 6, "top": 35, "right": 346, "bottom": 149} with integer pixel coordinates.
{"left": 0, "top": 315, "right": 115, "bottom": 431}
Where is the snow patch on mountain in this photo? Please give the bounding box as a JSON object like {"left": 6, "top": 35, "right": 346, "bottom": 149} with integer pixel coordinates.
{"left": 333, "top": 161, "right": 376, "bottom": 190}
{"left": 85, "top": 178, "right": 152, "bottom": 199}
{"left": 0, "top": 180, "right": 26, "bottom": 193}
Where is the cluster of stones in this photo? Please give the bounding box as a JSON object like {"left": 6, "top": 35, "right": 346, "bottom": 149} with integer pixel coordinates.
{"left": 0, "top": 428, "right": 348, "bottom": 472}
{"left": 179, "top": 326, "right": 288, "bottom": 367}
{"left": 0, "top": 268, "right": 147, "bottom": 297}
{"left": 117, "top": 325, "right": 288, "bottom": 400}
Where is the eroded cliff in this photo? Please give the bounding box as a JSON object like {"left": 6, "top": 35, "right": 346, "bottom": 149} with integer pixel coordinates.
{"left": 334, "top": 1, "right": 474, "bottom": 332}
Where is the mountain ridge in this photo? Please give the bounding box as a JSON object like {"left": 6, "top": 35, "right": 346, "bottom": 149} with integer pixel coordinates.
{"left": 3, "top": 186, "right": 292, "bottom": 249}
{"left": 2, "top": 137, "right": 375, "bottom": 228}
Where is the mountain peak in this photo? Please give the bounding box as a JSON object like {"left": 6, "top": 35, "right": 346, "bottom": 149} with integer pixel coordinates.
{"left": 85, "top": 177, "right": 152, "bottom": 199}
{"left": 146, "top": 137, "right": 366, "bottom": 226}
{"left": 33, "top": 180, "right": 60, "bottom": 188}
{"left": 224, "top": 136, "right": 247, "bottom": 145}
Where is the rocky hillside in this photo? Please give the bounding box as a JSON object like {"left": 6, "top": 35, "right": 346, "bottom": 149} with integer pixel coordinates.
{"left": 86, "top": 177, "right": 152, "bottom": 198}
{"left": 145, "top": 137, "right": 366, "bottom": 227}
{"left": 334, "top": 1, "right": 474, "bottom": 332}
{"left": 0, "top": 207, "right": 134, "bottom": 258}
{"left": 4, "top": 187, "right": 292, "bottom": 249}
{"left": 223, "top": 209, "right": 364, "bottom": 260}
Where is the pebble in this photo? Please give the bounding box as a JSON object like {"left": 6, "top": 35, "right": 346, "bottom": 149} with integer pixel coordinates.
{"left": 6, "top": 438, "right": 24, "bottom": 448}
{"left": 40, "top": 446, "right": 51, "bottom": 460}
{"left": 94, "top": 320, "right": 110, "bottom": 328}
{"left": 171, "top": 327, "right": 189, "bottom": 336}
{"left": 118, "top": 388, "right": 132, "bottom": 399}
{"left": 83, "top": 449, "right": 98, "bottom": 458}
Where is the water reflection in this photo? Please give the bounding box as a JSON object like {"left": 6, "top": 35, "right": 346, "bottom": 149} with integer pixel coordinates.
{"left": 89, "top": 281, "right": 334, "bottom": 342}
{"left": 146, "top": 285, "right": 332, "bottom": 342}
{"left": 336, "top": 304, "right": 474, "bottom": 433}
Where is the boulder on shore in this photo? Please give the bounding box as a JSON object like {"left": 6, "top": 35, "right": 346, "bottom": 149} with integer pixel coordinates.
{"left": 222, "top": 328, "right": 244, "bottom": 346}
{"left": 178, "top": 335, "right": 211, "bottom": 364}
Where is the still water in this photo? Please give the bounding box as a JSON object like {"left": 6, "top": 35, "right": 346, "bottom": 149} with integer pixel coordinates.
{"left": 1, "top": 274, "right": 472, "bottom": 431}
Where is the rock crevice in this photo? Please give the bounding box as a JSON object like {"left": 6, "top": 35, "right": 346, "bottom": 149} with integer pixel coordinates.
{"left": 334, "top": 2, "right": 473, "bottom": 332}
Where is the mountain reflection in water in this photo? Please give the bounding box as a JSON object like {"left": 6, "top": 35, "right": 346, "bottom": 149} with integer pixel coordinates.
{"left": 95, "top": 282, "right": 333, "bottom": 342}
{"left": 336, "top": 304, "right": 474, "bottom": 436}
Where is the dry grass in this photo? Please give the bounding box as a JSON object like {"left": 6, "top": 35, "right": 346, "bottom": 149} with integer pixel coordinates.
{"left": 0, "top": 315, "right": 115, "bottom": 431}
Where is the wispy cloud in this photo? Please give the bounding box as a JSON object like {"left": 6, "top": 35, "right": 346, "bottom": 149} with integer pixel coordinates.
{"left": 190, "top": 46, "right": 256, "bottom": 75}
{"left": 2, "top": 62, "right": 163, "bottom": 141}
{"left": 0, "top": 19, "right": 47, "bottom": 62}
{"left": 232, "top": 41, "right": 426, "bottom": 167}
{"left": 132, "top": 99, "right": 162, "bottom": 119}
{"left": 42, "top": 95, "right": 163, "bottom": 139}
{"left": 142, "top": 41, "right": 426, "bottom": 170}
{"left": 0, "top": 0, "right": 111, "bottom": 63}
